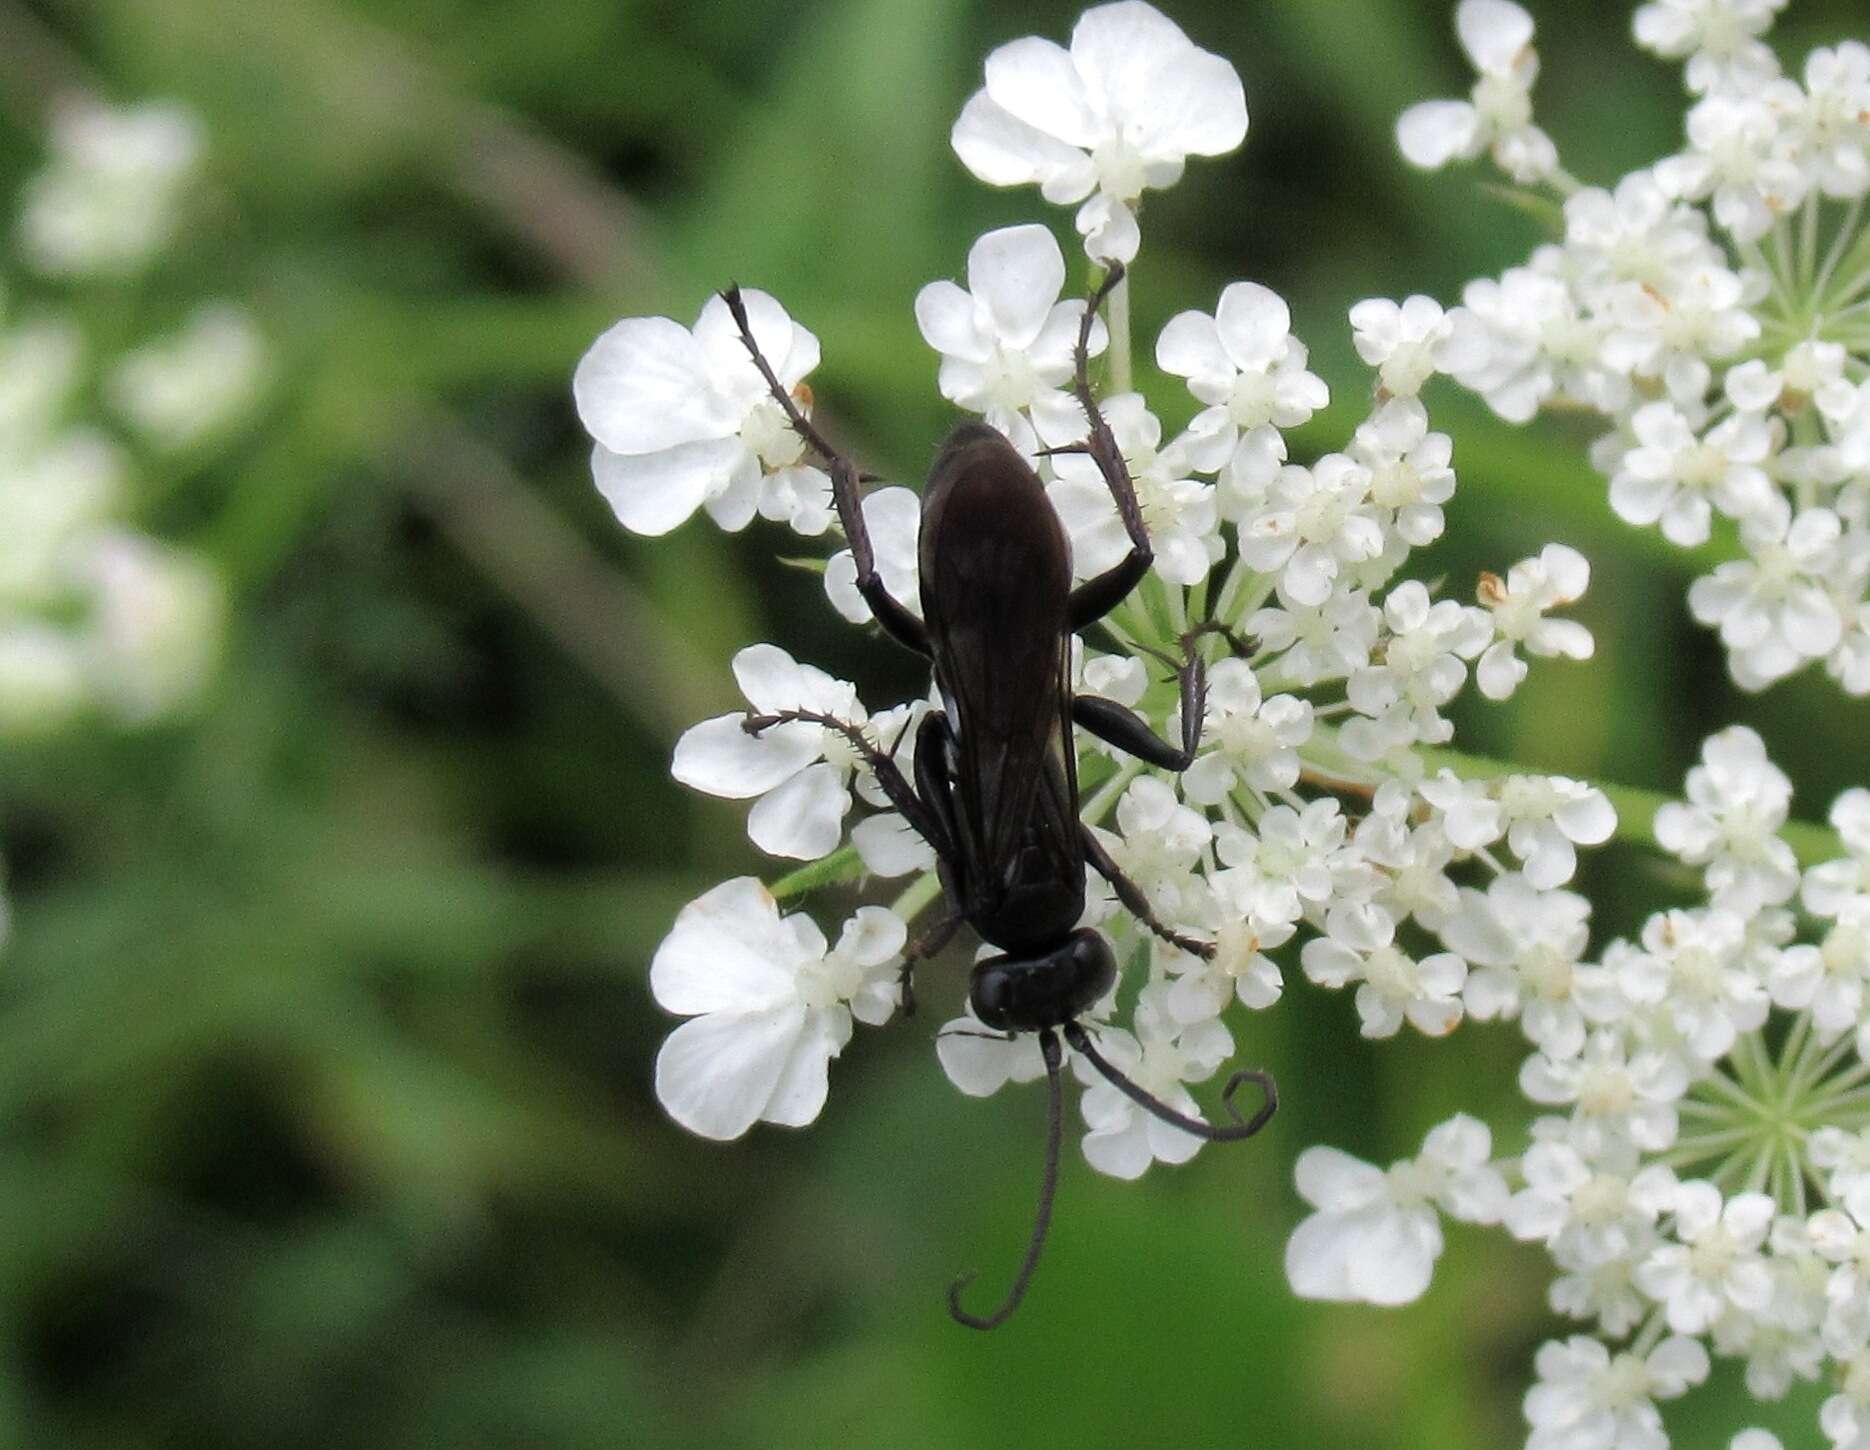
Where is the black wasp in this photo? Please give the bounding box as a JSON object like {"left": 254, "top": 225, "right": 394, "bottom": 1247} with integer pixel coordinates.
{"left": 723, "top": 263, "right": 1276, "bottom": 1329}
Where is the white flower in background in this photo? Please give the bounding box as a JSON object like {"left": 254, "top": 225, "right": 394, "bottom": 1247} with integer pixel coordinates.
{"left": 1524, "top": 1334, "right": 1710, "bottom": 1450}
{"left": 1504, "top": 1137, "right": 1677, "bottom": 1264}
{"left": 0, "top": 317, "right": 83, "bottom": 454}
{"left": 1827, "top": 1355, "right": 1870, "bottom": 1450}
{"left": 1635, "top": 1182, "right": 1776, "bottom": 1334}
{"left": 1436, "top": 265, "right": 1576, "bottom": 424}
{"left": 1239, "top": 454, "right": 1383, "bottom": 608}
{"left": 1355, "top": 785, "right": 1466, "bottom": 927}
{"left": 73, "top": 531, "right": 226, "bottom": 724}
{"left": 1047, "top": 393, "right": 1225, "bottom": 585}
{"left": 1157, "top": 282, "right": 1329, "bottom": 453}
{"left": 1348, "top": 397, "right": 1455, "bottom": 549}
{"left": 672, "top": 643, "right": 895, "bottom": 860}
{"left": 1286, "top": 1115, "right": 1507, "bottom": 1306}
{"left": 1520, "top": 1029, "right": 1688, "bottom": 1156}
{"left": 1243, "top": 587, "right": 1382, "bottom": 688}
{"left": 1100, "top": 775, "right": 1211, "bottom": 928}
{"left": 1688, "top": 506, "right": 1847, "bottom": 689}
{"left": 1812, "top": 1128, "right": 1870, "bottom": 1221}
{"left": 1342, "top": 581, "right": 1491, "bottom": 754}
{"left": 1164, "top": 902, "right": 1293, "bottom": 1023}
{"left": 1656, "top": 94, "right": 1808, "bottom": 244}
{"left": 1475, "top": 543, "right": 1594, "bottom": 700}
{"left": 949, "top": 1, "right": 1247, "bottom": 263}
{"left": 1654, "top": 725, "right": 1798, "bottom": 912}
{"left": 914, "top": 224, "right": 1104, "bottom": 447}
{"left": 1350, "top": 295, "right": 1451, "bottom": 399}
{"left": 1210, "top": 801, "right": 1357, "bottom": 927}
{"left": 1302, "top": 902, "right": 1468, "bottom": 1038}
{"left": 1476, "top": 774, "right": 1615, "bottom": 890}
{"left": 0, "top": 432, "right": 124, "bottom": 604}
{"left": 651, "top": 878, "right": 901, "bottom": 1140}
{"left": 574, "top": 288, "right": 829, "bottom": 536}
{"left": 825, "top": 486, "right": 921, "bottom": 626}
{"left": 1180, "top": 657, "right": 1312, "bottom": 804}
{"left": 1604, "top": 259, "right": 1760, "bottom": 378}
{"left": 1442, "top": 874, "right": 1607, "bottom": 1058}
{"left": 1609, "top": 402, "right": 1777, "bottom": 548}
{"left": 1770, "top": 897, "right": 1870, "bottom": 1052}
{"left": 1074, "top": 985, "right": 1232, "bottom": 1177}
{"left": 17, "top": 99, "right": 202, "bottom": 277}
{"left": 1633, "top": 0, "right": 1788, "bottom": 94}
{"left": 0, "top": 626, "right": 84, "bottom": 737}
{"left": 1397, "top": 0, "right": 1557, "bottom": 184}
{"left": 1562, "top": 170, "right": 1723, "bottom": 293}
{"left": 107, "top": 303, "right": 268, "bottom": 452}
{"left": 1795, "top": 42, "right": 1870, "bottom": 199}
{"left": 1806, "top": 790, "right": 1870, "bottom": 918}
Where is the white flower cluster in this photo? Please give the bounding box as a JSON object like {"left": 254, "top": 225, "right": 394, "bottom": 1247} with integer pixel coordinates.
{"left": 1399, "top": 0, "right": 1870, "bottom": 694}
{"left": 1287, "top": 725, "right": 1870, "bottom": 1450}
{"left": 0, "top": 100, "right": 265, "bottom": 734}
{"left": 575, "top": 1, "right": 1604, "bottom": 1193}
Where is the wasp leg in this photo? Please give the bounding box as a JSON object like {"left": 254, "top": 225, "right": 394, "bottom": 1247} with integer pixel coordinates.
{"left": 1058, "top": 262, "right": 1155, "bottom": 633}
{"left": 721, "top": 286, "right": 928, "bottom": 657}
{"left": 898, "top": 909, "right": 962, "bottom": 1019}
{"left": 1078, "top": 820, "right": 1215, "bottom": 961}
{"left": 741, "top": 708, "right": 952, "bottom": 860}
{"left": 1073, "top": 620, "right": 1255, "bottom": 770}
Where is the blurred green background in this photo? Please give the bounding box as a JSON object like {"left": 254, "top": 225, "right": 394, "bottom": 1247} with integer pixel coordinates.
{"left": 0, "top": 1, "right": 1866, "bottom": 1446}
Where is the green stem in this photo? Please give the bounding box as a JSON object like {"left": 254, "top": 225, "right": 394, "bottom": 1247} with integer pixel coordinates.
{"left": 770, "top": 846, "right": 867, "bottom": 899}
{"left": 889, "top": 870, "right": 941, "bottom": 926}
{"left": 1816, "top": 196, "right": 1865, "bottom": 304}
{"left": 1799, "top": 194, "right": 1820, "bottom": 291}
{"left": 1107, "top": 269, "right": 1133, "bottom": 396}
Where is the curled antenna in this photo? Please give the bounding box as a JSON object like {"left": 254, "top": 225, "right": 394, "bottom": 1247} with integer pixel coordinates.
{"left": 1063, "top": 1021, "right": 1277, "bottom": 1142}
{"left": 948, "top": 1027, "right": 1064, "bottom": 1331}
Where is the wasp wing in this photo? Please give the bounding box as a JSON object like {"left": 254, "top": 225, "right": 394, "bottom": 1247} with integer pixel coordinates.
{"left": 918, "top": 424, "right": 1081, "bottom": 905}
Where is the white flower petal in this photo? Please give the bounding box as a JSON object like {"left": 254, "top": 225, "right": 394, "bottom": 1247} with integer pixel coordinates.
{"left": 1156, "top": 310, "right": 1232, "bottom": 384}
{"left": 590, "top": 440, "right": 744, "bottom": 537}
{"left": 672, "top": 713, "right": 819, "bottom": 798}
{"left": 1126, "top": 46, "right": 1248, "bottom": 160}
{"left": 951, "top": 91, "right": 1096, "bottom": 198}
{"left": 982, "top": 36, "right": 1101, "bottom": 149}
{"left": 574, "top": 315, "right": 732, "bottom": 455}
{"left": 655, "top": 1003, "right": 808, "bottom": 1140}
{"left": 760, "top": 1006, "right": 851, "bottom": 1127}
{"left": 1397, "top": 100, "right": 1480, "bottom": 169}
{"left": 914, "top": 279, "right": 990, "bottom": 361}
{"left": 1457, "top": 0, "right": 1534, "bottom": 74}
{"left": 747, "top": 760, "right": 851, "bottom": 859}
{"left": 649, "top": 878, "right": 797, "bottom": 1016}
{"left": 968, "top": 224, "right": 1067, "bottom": 350}
{"left": 1295, "top": 1144, "right": 1386, "bottom": 1211}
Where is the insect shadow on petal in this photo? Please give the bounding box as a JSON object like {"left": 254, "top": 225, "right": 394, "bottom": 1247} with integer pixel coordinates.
{"left": 722, "top": 263, "right": 1277, "bottom": 1330}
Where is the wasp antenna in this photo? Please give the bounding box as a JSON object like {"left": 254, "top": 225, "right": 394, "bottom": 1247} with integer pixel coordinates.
{"left": 1063, "top": 1022, "right": 1277, "bottom": 1143}
{"left": 948, "top": 1028, "right": 1064, "bottom": 1331}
